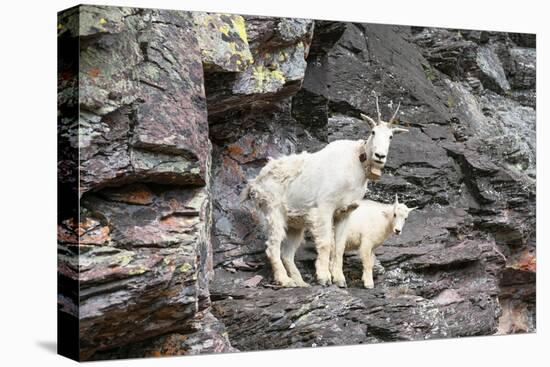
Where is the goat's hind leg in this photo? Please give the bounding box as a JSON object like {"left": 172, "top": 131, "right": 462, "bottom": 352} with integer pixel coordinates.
{"left": 333, "top": 201, "right": 360, "bottom": 221}
{"left": 359, "top": 241, "right": 375, "bottom": 289}
{"left": 265, "top": 208, "right": 296, "bottom": 287}
{"left": 281, "top": 227, "right": 309, "bottom": 287}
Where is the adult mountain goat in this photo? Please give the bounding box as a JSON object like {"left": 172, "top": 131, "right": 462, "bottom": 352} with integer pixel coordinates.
{"left": 330, "top": 195, "right": 416, "bottom": 289}
{"left": 242, "top": 96, "right": 408, "bottom": 287}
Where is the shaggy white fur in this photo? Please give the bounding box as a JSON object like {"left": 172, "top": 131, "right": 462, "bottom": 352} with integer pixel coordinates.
{"left": 243, "top": 97, "right": 408, "bottom": 287}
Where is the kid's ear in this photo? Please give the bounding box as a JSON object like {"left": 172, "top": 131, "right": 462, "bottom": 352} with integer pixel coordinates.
{"left": 382, "top": 209, "right": 392, "bottom": 218}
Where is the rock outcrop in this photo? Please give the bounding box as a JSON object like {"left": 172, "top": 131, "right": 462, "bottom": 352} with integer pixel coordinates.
{"left": 58, "top": 6, "right": 229, "bottom": 360}
{"left": 58, "top": 5, "right": 536, "bottom": 361}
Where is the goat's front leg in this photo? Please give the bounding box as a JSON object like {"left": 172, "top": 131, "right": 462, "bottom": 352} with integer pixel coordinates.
{"left": 330, "top": 234, "right": 347, "bottom": 288}
{"left": 359, "top": 241, "right": 375, "bottom": 289}
{"left": 309, "top": 207, "right": 334, "bottom": 286}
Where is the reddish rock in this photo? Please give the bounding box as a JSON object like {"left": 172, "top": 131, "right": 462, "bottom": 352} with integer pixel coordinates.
{"left": 100, "top": 184, "right": 154, "bottom": 205}
{"left": 512, "top": 251, "right": 536, "bottom": 272}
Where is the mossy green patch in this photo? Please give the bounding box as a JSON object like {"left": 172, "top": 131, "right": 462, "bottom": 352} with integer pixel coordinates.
{"left": 422, "top": 63, "right": 438, "bottom": 82}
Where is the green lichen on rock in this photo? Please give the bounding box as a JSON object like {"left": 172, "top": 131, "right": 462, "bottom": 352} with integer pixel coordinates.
{"left": 193, "top": 12, "right": 253, "bottom": 72}
{"left": 232, "top": 43, "right": 307, "bottom": 95}
{"left": 422, "top": 63, "right": 438, "bottom": 82}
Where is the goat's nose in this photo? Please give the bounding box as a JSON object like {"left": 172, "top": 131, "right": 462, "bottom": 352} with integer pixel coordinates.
{"left": 394, "top": 229, "right": 401, "bottom": 235}
{"left": 374, "top": 153, "right": 386, "bottom": 160}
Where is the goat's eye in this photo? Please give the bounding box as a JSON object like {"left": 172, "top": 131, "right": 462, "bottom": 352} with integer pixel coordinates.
{"left": 394, "top": 213, "right": 396, "bottom": 218}
{"left": 389, "top": 135, "right": 393, "bottom": 139}
{"left": 371, "top": 131, "right": 375, "bottom": 136}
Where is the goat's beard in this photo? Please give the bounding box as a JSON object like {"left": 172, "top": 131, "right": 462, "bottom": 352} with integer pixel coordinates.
{"left": 364, "top": 159, "right": 383, "bottom": 181}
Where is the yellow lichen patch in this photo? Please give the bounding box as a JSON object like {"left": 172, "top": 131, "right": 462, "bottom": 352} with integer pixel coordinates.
{"left": 251, "top": 65, "right": 287, "bottom": 93}
{"left": 99, "top": 18, "right": 108, "bottom": 25}
{"left": 117, "top": 253, "right": 134, "bottom": 267}
{"left": 179, "top": 263, "right": 193, "bottom": 273}
{"left": 57, "top": 23, "right": 64, "bottom": 30}
{"left": 219, "top": 23, "right": 230, "bottom": 36}
{"left": 128, "top": 265, "right": 148, "bottom": 275}
{"left": 232, "top": 16, "right": 249, "bottom": 44}
{"left": 251, "top": 66, "right": 267, "bottom": 91}
{"left": 271, "top": 69, "right": 286, "bottom": 83}
{"left": 193, "top": 12, "right": 253, "bottom": 72}
{"left": 225, "top": 42, "right": 253, "bottom": 70}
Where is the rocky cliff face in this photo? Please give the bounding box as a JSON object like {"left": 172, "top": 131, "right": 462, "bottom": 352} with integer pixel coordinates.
{"left": 58, "top": 5, "right": 535, "bottom": 360}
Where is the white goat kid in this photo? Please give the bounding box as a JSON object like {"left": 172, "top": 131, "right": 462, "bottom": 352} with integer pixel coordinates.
{"left": 244, "top": 96, "right": 408, "bottom": 287}
{"left": 330, "top": 195, "right": 416, "bottom": 289}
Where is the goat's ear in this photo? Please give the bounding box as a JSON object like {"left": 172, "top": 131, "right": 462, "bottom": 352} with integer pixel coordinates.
{"left": 392, "top": 127, "right": 409, "bottom": 134}
{"left": 407, "top": 206, "right": 418, "bottom": 213}
{"left": 360, "top": 113, "right": 377, "bottom": 128}
{"left": 381, "top": 209, "right": 392, "bottom": 218}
